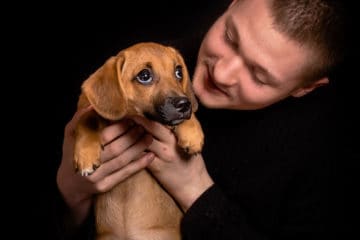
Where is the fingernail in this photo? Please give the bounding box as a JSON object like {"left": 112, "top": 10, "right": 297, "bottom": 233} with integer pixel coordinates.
{"left": 145, "top": 152, "right": 155, "bottom": 161}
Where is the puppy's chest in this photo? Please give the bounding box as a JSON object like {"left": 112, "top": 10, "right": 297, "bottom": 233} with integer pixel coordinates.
{"left": 95, "top": 169, "right": 182, "bottom": 233}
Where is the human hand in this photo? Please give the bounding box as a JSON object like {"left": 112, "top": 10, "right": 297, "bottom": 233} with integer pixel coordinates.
{"left": 56, "top": 107, "right": 154, "bottom": 225}
{"left": 133, "top": 116, "right": 214, "bottom": 212}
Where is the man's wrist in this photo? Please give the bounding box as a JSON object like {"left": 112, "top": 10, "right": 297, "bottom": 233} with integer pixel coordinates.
{"left": 177, "top": 172, "right": 214, "bottom": 212}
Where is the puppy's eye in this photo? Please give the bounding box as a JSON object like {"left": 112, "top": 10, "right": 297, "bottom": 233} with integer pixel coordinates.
{"left": 175, "top": 65, "right": 183, "bottom": 80}
{"left": 136, "top": 68, "right": 153, "bottom": 85}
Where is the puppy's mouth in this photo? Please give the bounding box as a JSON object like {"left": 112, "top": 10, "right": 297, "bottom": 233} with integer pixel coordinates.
{"left": 145, "top": 96, "right": 192, "bottom": 126}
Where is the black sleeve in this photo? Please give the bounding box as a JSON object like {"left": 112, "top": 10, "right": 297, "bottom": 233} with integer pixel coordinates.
{"left": 180, "top": 86, "right": 351, "bottom": 240}
{"left": 181, "top": 166, "right": 342, "bottom": 240}
{"left": 49, "top": 183, "right": 96, "bottom": 240}
{"left": 181, "top": 184, "right": 268, "bottom": 240}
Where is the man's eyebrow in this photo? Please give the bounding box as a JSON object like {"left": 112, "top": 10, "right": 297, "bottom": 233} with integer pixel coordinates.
{"left": 226, "top": 16, "right": 281, "bottom": 86}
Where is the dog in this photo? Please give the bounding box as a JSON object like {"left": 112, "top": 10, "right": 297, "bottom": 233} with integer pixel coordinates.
{"left": 73, "top": 42, "right": 204, "bottom": 240}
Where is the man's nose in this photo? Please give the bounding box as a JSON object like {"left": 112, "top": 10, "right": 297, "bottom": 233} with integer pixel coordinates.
{"left": 213, "top": 55, "right": 246, "bottom": 86}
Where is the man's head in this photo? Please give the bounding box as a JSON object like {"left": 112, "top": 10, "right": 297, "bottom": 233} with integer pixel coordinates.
{"left": 270, "top": 0, "right": 345, "bottom": 85}
{"left": 193, "top": 0, "right": 346, "bottom": 110}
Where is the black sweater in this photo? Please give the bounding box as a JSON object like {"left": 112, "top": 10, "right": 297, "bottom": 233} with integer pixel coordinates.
{"left": 181, "top": 89, "right": 347, "bottom": 239}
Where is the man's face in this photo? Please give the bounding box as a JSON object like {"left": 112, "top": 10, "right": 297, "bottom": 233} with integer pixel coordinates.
{"left": 192, "top": 0, "right": 323, "bottom": 110}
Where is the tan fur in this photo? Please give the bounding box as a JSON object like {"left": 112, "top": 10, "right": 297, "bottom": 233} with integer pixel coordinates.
{"left": 74, "top": 42, "right": 204, "bottom": 240}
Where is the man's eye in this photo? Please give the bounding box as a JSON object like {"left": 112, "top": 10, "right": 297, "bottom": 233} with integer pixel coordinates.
{"left": 224, "top": 31, "right": 238, "bottom": 49}
{"left": 253, "top": 76, "right": 266, "bottom": 85}
{"left": 250, "top": 68, "right": 266, "bottom": 85}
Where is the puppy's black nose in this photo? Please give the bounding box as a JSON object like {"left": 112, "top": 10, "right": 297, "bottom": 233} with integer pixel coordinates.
{"left": 172, "top": 97, "right": 191, "bottom": 113}
{"left": 153, "top": 96, "right": 192, "bottom": 126}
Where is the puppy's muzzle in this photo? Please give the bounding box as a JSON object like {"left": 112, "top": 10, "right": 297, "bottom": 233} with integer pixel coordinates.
{"left": 156, "top": 96, "right": 192, "bottom": 126}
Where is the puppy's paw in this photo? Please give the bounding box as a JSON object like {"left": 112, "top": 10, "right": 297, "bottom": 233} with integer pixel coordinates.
{"left": 75, "top": 161, "right": 101, "bottom": 176}
{"left": 74, "top": 142, "right": 102, "bottom": 176}
{"left": 177, "top": 136, "right": 204, "bottom": 155}
{"left": 175, "top": 116, "right": 204, "bottom": 155}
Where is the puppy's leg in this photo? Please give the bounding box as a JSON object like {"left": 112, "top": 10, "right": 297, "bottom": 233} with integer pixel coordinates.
{"left": 174, "top": 114, "right": 204, "bottom": 155}
{"left": 74, "top": 112, "right": 103, "bottom": 176}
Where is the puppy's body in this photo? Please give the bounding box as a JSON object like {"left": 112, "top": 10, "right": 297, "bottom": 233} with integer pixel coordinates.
{"left": 96, "top": 170, "right": 182, "bottom": 240}
{"left": 74, "top": 42, "right": 204, "bottom": 240}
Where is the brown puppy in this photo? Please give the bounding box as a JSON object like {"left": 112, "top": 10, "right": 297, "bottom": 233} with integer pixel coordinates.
{"left": 74, "top": 42, "right": 204, "bottom": 240}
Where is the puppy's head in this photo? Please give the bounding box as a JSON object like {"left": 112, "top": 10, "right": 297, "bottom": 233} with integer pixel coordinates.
{"left": 82, "top": 42, "right": 198, "bottom": 126}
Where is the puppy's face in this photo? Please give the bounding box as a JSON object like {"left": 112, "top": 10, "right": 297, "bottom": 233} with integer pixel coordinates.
{"left": 82, "top": 42, "right": 198, "bottom": 126}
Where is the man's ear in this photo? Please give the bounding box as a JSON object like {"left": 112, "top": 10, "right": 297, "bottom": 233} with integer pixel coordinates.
{"left": 291, "top": 77, "right": 329, "bottom": 98}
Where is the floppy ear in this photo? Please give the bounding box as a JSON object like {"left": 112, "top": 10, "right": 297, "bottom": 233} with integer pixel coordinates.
{"left": 82, "top": 55, "right": 128, "bottom": 120}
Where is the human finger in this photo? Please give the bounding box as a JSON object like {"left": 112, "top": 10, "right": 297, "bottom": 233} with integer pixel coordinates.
{"left": 94, "top": 152, "right": 155, "bottom": 192}
{"left": 146, "top": 136, "right": 186, "bottom": 168}
{"left": 132, "top": 116, "right": 174, "bottom": 142}
{"left": 100, "top": 125, "right": 147, "bottom": 162}
{"left": 90, "top": 134, "right": 153, "bottom": 182}
{"left": 100, "top": 118, "right": 134, "bottom": 147}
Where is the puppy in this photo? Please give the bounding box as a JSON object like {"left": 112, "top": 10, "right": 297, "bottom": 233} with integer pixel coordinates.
{"left": 73, "top": 42, "right": 204, "bottom": 240}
